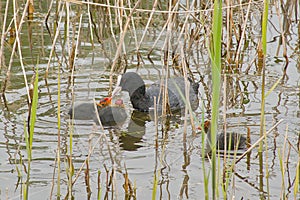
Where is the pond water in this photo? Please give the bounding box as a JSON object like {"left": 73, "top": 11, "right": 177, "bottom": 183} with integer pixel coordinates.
{"left": 0, "top": 1, "right": 299, "bottom": 199}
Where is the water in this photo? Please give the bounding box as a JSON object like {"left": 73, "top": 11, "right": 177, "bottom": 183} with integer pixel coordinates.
{"left": 0, "top": 1, "right": 299, "bottom": 199}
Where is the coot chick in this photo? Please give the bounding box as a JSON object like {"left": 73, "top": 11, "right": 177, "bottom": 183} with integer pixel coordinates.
{"left": 94, "top": 99, "right": 127, "bottom": 126}
{"left": 69, "top": 97, "right": 112, "bottom": 120}
{"left": 69, "top": 98, "right": 127, "bottom": 126}
{"left": 112, "top": 72, "right": 199, "bottom": 112}
{"left": 202, "top": 120, "right": 247, "bottom": 153}
{"left": 97, "top": 97, "right": 113, "bottom": 107}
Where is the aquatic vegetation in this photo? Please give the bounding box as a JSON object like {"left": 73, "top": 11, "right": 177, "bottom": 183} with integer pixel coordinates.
{"left": 0, "top": 0, "right": 299, "bottom": 199}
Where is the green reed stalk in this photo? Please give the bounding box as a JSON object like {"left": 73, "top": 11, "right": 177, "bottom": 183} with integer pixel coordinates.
{"left": 152, "top": 98, "right": 158, "bottom": 200}
{"left": 259, "top": 0, "right": 269, "bottom": 145}
{"left": 151, "top": 172, "right": 158, "bottom": 200}
{"left": 262, "top": 0, "right": 268, "bottom": 55}
{"left": 97, "top": 170, "right": 102, "bottom": 200}
{"left": 29, "top": 69, "right": 39, "bottom": 157}
{"left": 295, "top": 155, "right": 300, "bottom": 198}
{"left": 56, "top": 63, "right": 61, "bottom": 198}
{"left": 65, "top": 2, "right": 74, "bottom": 198}
{"left": 210, "top": 0, "right": 222, "bottom": 199}
{"left": 23, "top": 68, "right": 39, "bottom": 200}
{"left": 200, "top": 107, "right": 209, "bottom": 199}
{"left": 258, "top": 0, "right": 269, "bottom": 198}
{"left": 278, "top": 147, "right": 285, "bottom": 198}
{"left": 259, "top": 0, "right": 269, "bottom": 140}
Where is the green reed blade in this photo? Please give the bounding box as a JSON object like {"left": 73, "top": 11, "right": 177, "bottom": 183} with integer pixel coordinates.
{"left": 210, "top": 0, "right": 222, "bottom": 199}
{"left": 29, "top": 69, "right": 39, "bottom": 159}
{"left": 262, "top": 0, "right": 269, "bottom": 55}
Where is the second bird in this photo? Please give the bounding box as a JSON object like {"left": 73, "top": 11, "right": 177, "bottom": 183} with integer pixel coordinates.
{"left": 112, "top": 72, "right": 199, "bottom": 113}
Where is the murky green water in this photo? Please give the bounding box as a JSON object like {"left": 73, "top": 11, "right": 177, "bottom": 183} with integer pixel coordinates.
{"left": 0, "top": 1, "right": 299, "bottom": 199}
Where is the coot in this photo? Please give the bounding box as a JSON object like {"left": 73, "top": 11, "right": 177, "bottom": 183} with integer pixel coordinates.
{"left": 202, "top": 120, "right": 247, "bottom": 153}
{"left": 112, "top": 72, "right": 199, "bottom": 112}
{"left": 69, "top": 98, "right": 127, "bottom": 126}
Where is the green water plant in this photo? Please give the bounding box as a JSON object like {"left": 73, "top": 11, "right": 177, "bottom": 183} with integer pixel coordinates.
{"left": 258, "top": 0, "right": 269, "bottom": 198}
{"left": 24, "top": 68, "right": 39, "bottom": 200}
{"left": 208, "top": 0, "right": 222, "bottom": 199}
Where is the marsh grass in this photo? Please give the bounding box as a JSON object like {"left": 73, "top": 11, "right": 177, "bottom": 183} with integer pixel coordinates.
{"left": 208, "top": 0, "right": 222, "bottom": 198}
{"left": 258, "top": 0, "right": 269, "bottom": 198}
{"left": 23, "top": 67, "right": 39, "bottom": 199}
{"left": 0, "top": 0, "right": 299, "bottom": 199}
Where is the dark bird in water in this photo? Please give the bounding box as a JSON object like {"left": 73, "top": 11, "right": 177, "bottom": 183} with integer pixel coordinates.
{"left": 201, "top": 120, "right": 248, "bottom": 154}
{"left": 69, "top": 97, "right": 127, "bottom": 126}
{"left": 112, "top": 72, "right": 199, "bottom": 112}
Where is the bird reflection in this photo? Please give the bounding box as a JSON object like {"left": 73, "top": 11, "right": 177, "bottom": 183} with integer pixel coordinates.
{"left": 119, "top": 110, "right": 150, "bottom": 151}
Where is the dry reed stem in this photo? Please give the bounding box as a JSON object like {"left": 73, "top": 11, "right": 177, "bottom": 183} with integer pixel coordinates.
{"left": 45, "top": 1, "right": 64, "bottom": 75}
{"left": 0, "top": 0, "right": 10, "bottom": 68}
{"left": 92, "top": 99, "right": 105, "bottom": 131}
{"left": 86, "top": 0, "right": 94, "bottom": 55}
{"left": 234, "top": 0, "right": 252, "bottom": 64}
{"left": 56, "top": 57, "right": 62, "bottom": 198}
{"left": 117, "top": 0, "right": 124, "bottom": 53}
{"left": 49, "top": 151, "right": 58, "bottom": 199}
{"left": 274, "top": 0, "right": 289, "bottom": 77}
{"left": 127, "top": 0, "right": 139, "bottom": 53}
{"left": 66, "top": 1, "right": 71, "bottom": 69}
{"left": 28, "top": 0, "right": 34, "bottom": 20}
{"left": 162, "top": 68, "right": 170, "bottom": 117}
{"left": 44, "top": 0, "right": 55, "bottom": 36}
{"left": 159, "top": 1, "right": 179, "bottom": 117}
{"left": 105, "top": 0, "right": 118, "bottom": 47}
{"left": 182, "top": 58, "right": 189, "bottom": 139}
{"left": 147, "top": 5, "right": 175, "bottom": 55}
{"left": 226, "top": 0, "right": 232, "bottom": 62}
{"left": 73, "top": 13, "right": 82, "bottom": 68}
{"left": 2, "top": 0, "right": 30, "bottom": 100}
{"left": 69, "top": 13, "right": 83, "bottom": 126}
{"left": 85, "top": 135, "right": 94, "bottom": 199}
{"left": 67, "top": 0, "right": 263, "bottom": 14}
{"left": 72, "top": 132, "right": 114, "bottom": 185}
{"left": 179, "top": 43, "right": 196, "bottom": 135}
{"left": 280, "top": 124, "right": 289, "bottom": 197}
{"left": 137, "top": 0, "right": 159, "bottom": 49}
{"left": 235, "top": 119, "right": 284, "bottom": 164}
{"left": 176, "top": 0, "right": 196, "bottom": 45}
{"left": 109, "top": 0, "right": 141, "bottom": 89}
{"left": 154, "top": 96, "right": 159, "bottom": 149}
{"left": 222, "top": 74, "right": 228, "bottom": 184}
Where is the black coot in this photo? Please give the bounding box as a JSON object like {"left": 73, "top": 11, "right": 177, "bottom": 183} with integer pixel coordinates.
{"left": 202, "top": 120, "right": 247, "bottom": 153}
{"left": 112, "top": 72, "right": 199, "bottom": 112}
{"left": 69, "top": 98, "right": 127, "bottom": 126}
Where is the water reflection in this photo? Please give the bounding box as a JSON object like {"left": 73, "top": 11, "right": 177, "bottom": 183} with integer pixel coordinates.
{"left": 119, "top": 110, "right": 149, "bottom": 151}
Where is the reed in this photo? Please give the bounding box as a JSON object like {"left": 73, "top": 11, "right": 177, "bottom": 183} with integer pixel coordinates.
{"left": 209, "top": 0, "right": 222, "bottom": 198}
{"left": 151, "top": 172, "right": 158, "bottom": 200}
{"left": 295, "top": 154, "right": 300, "bottom": 198}
{"left": 56, "top": 62, "right": 62, "bottom": 199}
{"left": 0, "top": 0, "right": 9, "bottom": 68}
{"left": 97, "top": 170, "right": 102, "bottom": 200}
{"left": 258, "top": 0, "right": 269, "bottom": 198}
{"left": 198, "top": 104, "right": 208, "bottom": 199}
{"left": 24, "top": 68, "right": 39, "bottom": 200}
